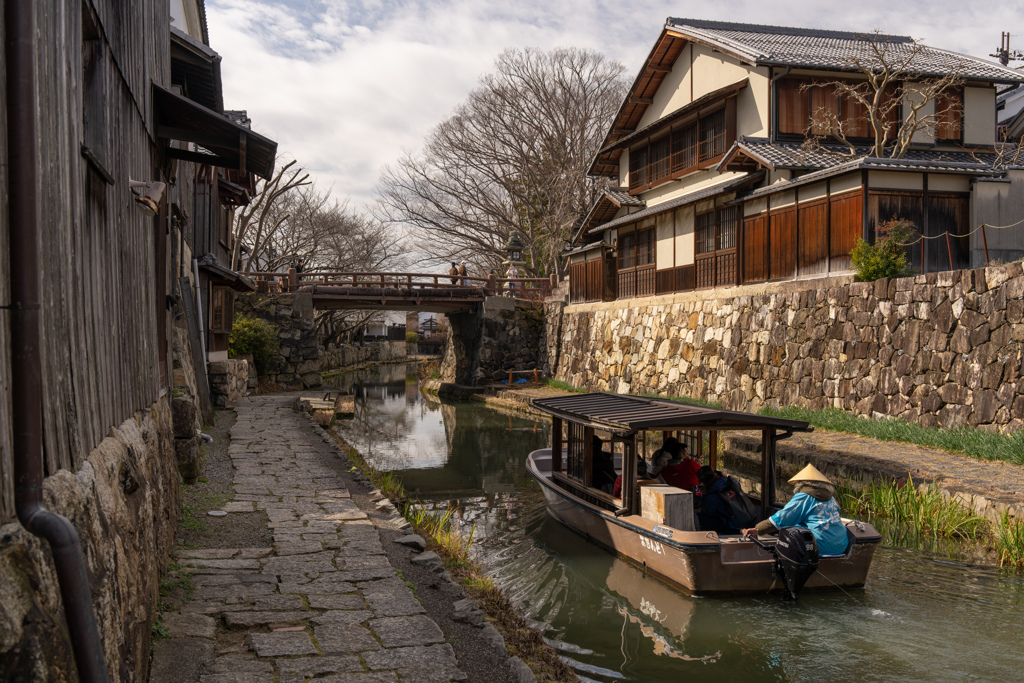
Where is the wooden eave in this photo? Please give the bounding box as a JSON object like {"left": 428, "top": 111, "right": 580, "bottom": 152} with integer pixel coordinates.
{"left": 574, "top": 194, "right": 633, "bottom": 243}
{"left": 589, "top": 30, "right": 688, "bottom": 177}
{"left": 155, "top": 84, "right": 278, "bottom": 180}
{"left": 718, "top": 142, "right": 775, "bottom": 173}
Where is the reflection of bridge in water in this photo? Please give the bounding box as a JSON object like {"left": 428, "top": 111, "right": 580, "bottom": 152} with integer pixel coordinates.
{"left": 246, "top": 269, "right": 555, "bottom": 313}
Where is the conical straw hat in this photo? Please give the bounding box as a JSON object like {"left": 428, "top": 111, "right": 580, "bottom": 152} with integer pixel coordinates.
{"left": 788, "top": 463, "right": 832, "bottom": 485}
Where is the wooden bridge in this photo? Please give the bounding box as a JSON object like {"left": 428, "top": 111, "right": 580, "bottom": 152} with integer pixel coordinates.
{"left": 245, "top": 269, "right": 556, "bottom": 313}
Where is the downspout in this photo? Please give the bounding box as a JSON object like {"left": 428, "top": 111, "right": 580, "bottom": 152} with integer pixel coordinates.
{"left": 769, "top": 65, "right": 792, "bottom": 145}
{"left": 5, "top": 3, "right": 111, "bottom": 682}
{"left": 193, "top": 259, "right": 207, "bottom": 361}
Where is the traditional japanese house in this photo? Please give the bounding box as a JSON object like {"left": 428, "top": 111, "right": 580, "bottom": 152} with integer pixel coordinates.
{"left": 569, "top": 19, "right": 1024, "bottom": 303}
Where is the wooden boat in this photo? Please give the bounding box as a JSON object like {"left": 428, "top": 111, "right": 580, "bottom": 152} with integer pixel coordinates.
{"left": 527, "top": 393, "right": 881, "bottom": 596}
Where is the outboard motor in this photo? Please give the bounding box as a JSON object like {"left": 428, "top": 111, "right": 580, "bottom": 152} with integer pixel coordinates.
{"left": 751, "top": 527, "right": 820, "bottom": 601}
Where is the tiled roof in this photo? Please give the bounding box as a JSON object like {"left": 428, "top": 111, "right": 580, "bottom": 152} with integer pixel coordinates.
{"left": 563, "top": 241, "right": 611, "bottom": 257}
{"left": 604, "top": 188, "right": 645, "bottom": 207}
{"left": 720, "top": 137, "right": 1002, "bottom": 171}
{"left": 735, "top": 155, "right": 998, "bottom": 202}
{"left": 667, "top": 19, "right": 1024, "bottom": 84}
{"left": 573, "top": 188, "right": 646, "bottom": 244}
{"left": 586, "top": 173, "right": 759, "bottom": 235}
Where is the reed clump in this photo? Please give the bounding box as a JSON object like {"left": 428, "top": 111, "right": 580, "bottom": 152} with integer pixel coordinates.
{"left": 837, "top": 477, "right": 987, "bottom": 541}
{"left": 993, "top": 511, "right": 1024, "bottom": 569}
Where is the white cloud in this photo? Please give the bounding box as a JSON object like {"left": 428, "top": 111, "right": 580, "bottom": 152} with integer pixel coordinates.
{"left": 206, "top": 0, "right": 1020, "bottom": 212}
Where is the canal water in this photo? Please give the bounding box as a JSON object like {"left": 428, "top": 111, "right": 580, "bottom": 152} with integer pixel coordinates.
{"left": 331, "top": 364, "right": 1024, "bottom": 682}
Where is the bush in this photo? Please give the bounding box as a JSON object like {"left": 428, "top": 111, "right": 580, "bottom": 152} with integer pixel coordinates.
{"left": 406, "top": 331, "right": 419, "bottom": 344}
{"left": 229, "top": 314, "right": 279, "bottom": 373}
{"left": 850, "top": 218, "right": 917, "bottom": 282}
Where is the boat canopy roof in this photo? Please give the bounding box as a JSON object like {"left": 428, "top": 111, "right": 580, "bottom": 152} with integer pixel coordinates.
{"left": 532, "top": 392, "right": 813, "bottom": 434}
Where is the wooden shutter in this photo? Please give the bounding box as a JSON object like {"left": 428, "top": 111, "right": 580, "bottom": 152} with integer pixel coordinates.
{"left": 209, "top": 286, "right": 235, "bottom": 334}
{"left": 935, "top": 90, "right": 962, "bottom": 141}
{"left": 778, "top": 78, "right": 809, "bottom": 135}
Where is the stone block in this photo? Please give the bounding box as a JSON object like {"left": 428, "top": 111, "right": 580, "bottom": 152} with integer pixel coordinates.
{"left": 246, "top": 632, "right": 317, "bottom": 657}
{"left": 172, "top": 397, "right": 199, "bottom": 439}
{"left": 175, "top": 437, "right": 202, "bottom": 483}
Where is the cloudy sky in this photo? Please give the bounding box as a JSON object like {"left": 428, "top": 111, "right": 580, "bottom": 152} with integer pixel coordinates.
{"left": 206, "top": 0, "right": 1021, "bottom": 213}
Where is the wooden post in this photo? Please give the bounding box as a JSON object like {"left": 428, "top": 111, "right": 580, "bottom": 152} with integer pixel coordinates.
{"left": 533, "top": 368, "right": 539, "bottom": 383}
{"left": 287, "top": 267, "right": 297, "bottom": 292}
{"left": 486, "top": 273, "right": 496, "bottom": 295}
{"left": 981, "top": 223, "right": 990, "bottom": 264}
{"left": 945, "top": 230, "right": 953, "bottom": 270}
{"left": 622, "top": 434, "right": 637, "bottom": 514}
{"left": 709, "top": 430, "right": 718, "bottom": 472}
{"left": 552, "top": 417, "right": 563, "bottom": 473}
{"left": 760, "top": 429, "right": 771, "bottom": 520}
{"left": 583, "top": 427, "right": 594, "bottom": 487}
{"left": 508, "top": 369, "right": 513, "bottom": 385}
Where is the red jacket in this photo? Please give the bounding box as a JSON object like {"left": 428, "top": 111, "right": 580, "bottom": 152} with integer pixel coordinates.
{"left": 660, "top": 459, "right": 700, "bottom": 491}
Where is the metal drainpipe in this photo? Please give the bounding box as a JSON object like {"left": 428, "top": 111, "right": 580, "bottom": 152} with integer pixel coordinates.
{"left": 5, "top": 2, "right": 111, "bottom": 681}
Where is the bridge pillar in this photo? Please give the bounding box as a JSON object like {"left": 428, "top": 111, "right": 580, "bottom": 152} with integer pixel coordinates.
{"left": 440, "top": 296, "right": 547, "bottom": 386}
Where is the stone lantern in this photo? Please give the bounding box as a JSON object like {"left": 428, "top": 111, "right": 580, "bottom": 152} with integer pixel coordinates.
{"left": 503, "top": 231, "right": 526, "bottom": 267}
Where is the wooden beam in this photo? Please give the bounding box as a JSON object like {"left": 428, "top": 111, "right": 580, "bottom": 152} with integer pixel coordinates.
{"left": 645, "top": 64, "right": 672, "bottom": 74}
{"left": 239, "top": 130, "right": 247, "bottom": 177}
{"left": 629, "top": 97, "right": 654, "bottom": 105}
{"left": 612, "top": 127, "right": 635, "bottom": 136}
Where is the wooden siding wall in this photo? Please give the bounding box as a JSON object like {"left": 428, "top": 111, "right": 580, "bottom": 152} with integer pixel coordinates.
{"left": 741, "top": 187, "right": 863, "bottom": 284}
{"left": 0, "top": 1, "right": 171, "bottom": 522}
{"left": 868, "top": 191, "right": 970, "bottom": 274}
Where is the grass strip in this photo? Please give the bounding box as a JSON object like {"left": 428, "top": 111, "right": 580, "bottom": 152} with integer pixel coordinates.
{"left": 543, "top": 379, "right": 584, "bottom": 394}
{"left": 329, "top": 432, "right": 577, "bottom": 681}
{"left": 759, "top": 405, "right": 1024, "bottom": 466}
{"left": 837, "top": 477, "right": 1024, "bottom": 570}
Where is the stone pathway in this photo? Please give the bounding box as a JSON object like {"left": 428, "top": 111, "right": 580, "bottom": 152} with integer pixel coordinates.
{"left": 159, "top": 395, "right": 470, "bottom": 683}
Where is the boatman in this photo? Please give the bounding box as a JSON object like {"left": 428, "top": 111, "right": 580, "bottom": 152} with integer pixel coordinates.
{"left": 742, "top": 463, "right": 849, "bottom": 556}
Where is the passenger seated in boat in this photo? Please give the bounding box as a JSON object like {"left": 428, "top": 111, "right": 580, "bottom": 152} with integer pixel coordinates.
{"left": 695, "top": 466, "right": 759, "bottom": 534}
{"left": 592, "top": 436, "right": 618, "bottom": 494}
{"left": 741, "top": 464, "right": 849, "bottom": 556}
{"left": 658, "top": 442, "right": 700, "bottom": 491}
{"left": 612, "top": 455, "right": 649, "bottom": 498}
{"left": 648, "top": 437, "right": 682, "bottom": 478}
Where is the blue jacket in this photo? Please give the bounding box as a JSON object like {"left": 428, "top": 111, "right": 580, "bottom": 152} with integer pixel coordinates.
{"left": 769, "top": 492, "right": 848, "bottom": 556}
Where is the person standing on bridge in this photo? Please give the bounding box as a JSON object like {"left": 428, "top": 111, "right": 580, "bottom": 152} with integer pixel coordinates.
{"left": 458, "top": 260, "right": 468, "bottom": 286}
{"left": 449, "top": 262, "right": 458, "bottom": 285}
{"left": 505, "top": 263, "right": 519, "bottom": 297}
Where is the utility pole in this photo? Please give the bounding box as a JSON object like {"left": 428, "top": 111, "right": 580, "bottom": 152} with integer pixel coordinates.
{"left": 991, "top": 32, "right": 1024, "bottom": 66}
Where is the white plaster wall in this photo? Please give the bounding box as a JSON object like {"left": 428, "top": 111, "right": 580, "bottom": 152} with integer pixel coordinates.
{"left": 641, "top": 170, "right": 748, "bottom": 205}
{"left": 170, "top": 0, "right": 204, "bottom": 39}
{"left": 619, "top": 148, "right": 630, "bottom": 188}
{"left": 868, "top": 171, "right": 923, "bottom": 190}
{"left": 744, "top": 197, "right": 768, "bottom": 216}
{"left": 656, "top": 211, "right": 675, "bottom": 269}
{"left": 964, "top": 86, "right": 996, "bottom": 145}
{"left": 636, "top": 44, "right": 769, "bottom": 137}
{"left": 929, "top": 175, "right": 971, "bottom": 193}
{"left": 970, "top": 171, "right": 1024, "bottom": 264}
{"left": 799, "top": 181, "right": 828, "bottom": 202}
{"left": 770, "top": 190, "right": 796, "bottom": 209}
{"left": 830, "top": 172, "right": 862, "bottom": 195}
{"left": 675, "top": 206, "right": 695, "bottom": 265}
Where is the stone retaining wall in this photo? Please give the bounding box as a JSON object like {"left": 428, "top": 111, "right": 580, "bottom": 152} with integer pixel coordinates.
{"left": 320, "top": 342, "right": 406, "bottom": 373}
{"left": 0, "top": 399, "right": 178, "bottom": 681}
{"left": 554, "top": 262, "right": 1024, "bottom": 433}
{"left": 235, "top": 293, "right": 320, "bottom": 388}
{"left": 441, "top": 297, "right": 547, "bottom": 385}
{"left": 208, "top": 358, "right": 250, "bottom": 407}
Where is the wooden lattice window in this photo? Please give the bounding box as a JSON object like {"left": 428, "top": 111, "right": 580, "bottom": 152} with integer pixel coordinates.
{"left": 718, "top": 207, "right": 738, "bottom": 251}
{"left": 671, "top": 121, "right": 699, "bottom": 173}
{"left": 699, "top": 108, "right": 726, "bottom": 161}
{"left": 695, "top": 212, "right": 716, "bottom": 255}
{"left": 649, "top": 135, "right": 671, "bottom": 184}
{"left": 209, "top": 286, "right": 235, "bottom": 334}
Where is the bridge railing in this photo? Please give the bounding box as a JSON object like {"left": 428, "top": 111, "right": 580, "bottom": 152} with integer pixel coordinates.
{"left": 245, "top": 269, "right": 556, "bottom": 300}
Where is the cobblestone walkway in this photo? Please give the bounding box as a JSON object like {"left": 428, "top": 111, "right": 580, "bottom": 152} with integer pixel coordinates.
{"left": 169, "top": 395, "right": 467, "bottom": 683}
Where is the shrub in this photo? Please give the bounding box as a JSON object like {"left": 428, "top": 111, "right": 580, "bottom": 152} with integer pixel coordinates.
{"left": 850, "top": 218, "right": 917, "bottom": 281}
{"left": 406, "top": 331, "right": 419, "bottom": 344}
{"left": 229, "top": 314, "right": 279, "bottom": 373}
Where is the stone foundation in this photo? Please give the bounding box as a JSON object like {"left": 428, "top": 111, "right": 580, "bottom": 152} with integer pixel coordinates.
{"left": 320, "top": 341, "right": 406, "bottom": 373}
{"left": 207, "top": 359, "right": 249, "bottom": 407}
{"left": 0, "top": 398, "right": 178, "bottom": 681}
{"left": 555, "top": 262, "right": 1024, "bottom": 433}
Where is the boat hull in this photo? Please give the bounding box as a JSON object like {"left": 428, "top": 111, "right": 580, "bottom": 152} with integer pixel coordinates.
{"left": 527, "top": 449, "right": 880, "bottom": 595}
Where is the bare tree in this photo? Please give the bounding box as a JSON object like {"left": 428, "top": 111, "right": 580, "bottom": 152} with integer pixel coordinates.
{"left": 374, "top": 47, "right": 628, "bottom": 278}
{"left": 800, "top": 33, "right": 965, "bottom": 159}
{"left": 231, "top": 160, "right": 311, "bottom": 272}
